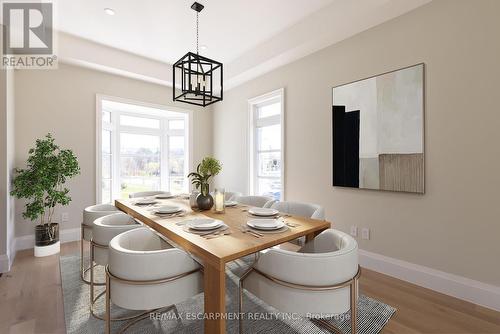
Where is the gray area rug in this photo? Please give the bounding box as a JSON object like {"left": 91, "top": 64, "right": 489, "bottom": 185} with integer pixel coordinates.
{"left": 61, "top": 255, "right": 395, "bottom": 333}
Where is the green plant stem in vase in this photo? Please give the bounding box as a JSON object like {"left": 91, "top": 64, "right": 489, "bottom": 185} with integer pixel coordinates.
{"left": 188, "top": 157, "right": 222, "bottom": 210}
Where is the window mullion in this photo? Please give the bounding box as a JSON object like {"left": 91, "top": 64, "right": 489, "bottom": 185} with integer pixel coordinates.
{"left": 161, "top": 119, "right": 169, "bottom": 192}
{"left": 112, "top": 111, "right": 120, "bottom": 201}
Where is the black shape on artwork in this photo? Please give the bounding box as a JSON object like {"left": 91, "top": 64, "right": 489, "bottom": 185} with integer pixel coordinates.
{"left": 332, "top": 106, "right": 360, "bottom": 188}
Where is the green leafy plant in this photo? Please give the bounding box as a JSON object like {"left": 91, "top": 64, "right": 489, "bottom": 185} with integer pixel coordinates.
{"left": 10, "top": 133, "right": 80, "bottom": 226}
{"left": 187, "top": 157, "right": 222, "bottom": 196}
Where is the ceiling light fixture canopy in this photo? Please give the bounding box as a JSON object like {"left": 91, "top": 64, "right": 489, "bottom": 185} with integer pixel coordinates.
{"left": 172, "top": 2, "right": 223, "bottom": 107}
{"left": 104, "top": 8, "right": 115, "bottom": 16}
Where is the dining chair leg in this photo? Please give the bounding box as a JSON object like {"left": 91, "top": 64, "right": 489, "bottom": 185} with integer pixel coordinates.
{"left": 310, "top": 318, "right": 342, "bottom": 334}
{"left": 90, "top": 241, "right": 95, "bottom": 312}
{"left": 238, "top": 279, "right": 244, "bottom": 334}
{"left": 350, "top": 279, "right": 358, "bottom": 334}
{"left": 105, "top": 269, "right": 111, "bottom": 334}
{"left": 80, "top": 224, "right": 86, "bottom": 283}
{"left": 172, "top": 305, "right": 180, "bottom": 320}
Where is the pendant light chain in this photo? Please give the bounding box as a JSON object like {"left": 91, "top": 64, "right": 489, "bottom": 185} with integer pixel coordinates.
{"left": 196, "top": 12, "right": 199, "bottom": 55}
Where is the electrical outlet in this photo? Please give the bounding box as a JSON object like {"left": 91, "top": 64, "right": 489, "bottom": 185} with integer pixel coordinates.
{"left": 61, "top": 212, "right": 69, "bottom": 223}
{"left": 350, "top": 225, "right": 358, "bottom": 237}
{"left": 361, "top": 228, "right": 370, "bottom": 240}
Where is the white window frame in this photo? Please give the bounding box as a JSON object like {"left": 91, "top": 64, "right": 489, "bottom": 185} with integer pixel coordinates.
{"left": 96, "top": 94, "right": 194, "bottom": 203}
{"left": 247, "top": 88, "right": 285, "bottom": 200}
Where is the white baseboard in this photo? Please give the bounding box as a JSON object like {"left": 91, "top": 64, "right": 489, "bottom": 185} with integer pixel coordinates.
{"left": 359, "top": 249, "right": 500, "bottom": 312}
{"left": 0, "top": 254, "right": 10, "bottom": 273}
{"left": 15, "top": 227, "right": 80, "bottom": 252}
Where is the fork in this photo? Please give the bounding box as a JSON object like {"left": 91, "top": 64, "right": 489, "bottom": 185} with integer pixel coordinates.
{"left": 204, "top": 231, "right": 232, "bottom": 239}
{"left": 155, "top": 212, "right": 186, "bottom": 218}
{"left": 198, "top": 229, "right": 227, "bottom": 237}
{"left": 240, "top": 227, "right": 263, "bottom": 237}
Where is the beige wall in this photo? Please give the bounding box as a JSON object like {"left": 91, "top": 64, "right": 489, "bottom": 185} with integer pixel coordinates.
{"left": 213, "top": 0, "right": 500, "bottom": 286}
{"left": 14, "top": 63, "right": 212, "bottom": 237}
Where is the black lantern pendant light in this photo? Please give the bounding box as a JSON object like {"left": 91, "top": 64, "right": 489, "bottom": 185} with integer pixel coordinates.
{"left": 173, "top": 2, "right": 223, "bottom": 107}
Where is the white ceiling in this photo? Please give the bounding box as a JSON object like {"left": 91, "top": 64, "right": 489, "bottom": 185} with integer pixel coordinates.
{"left": 53, "top": 0, "right": 334, "bottom": 64}
{"left": 49, "top": 0, "right": 432, "bottom": 89}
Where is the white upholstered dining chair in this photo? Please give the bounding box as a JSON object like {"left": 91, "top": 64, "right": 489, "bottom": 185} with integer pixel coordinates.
{"left": 270, "top": 201, "right": 325, "bottom": 220}
{"left": 128, "top": 191, "right": 171, "bottom": 198}
{"left": 225, "top": 191, "right": 242, "bottom": 201}
{"left": 105, "top": 227, "right": 203, "bottom": 333}
{"left": 271, "top": 201, "right": 325, "bottom": 246}
{"left": 235, "top": 195, "right": 277, "bottom": 208}
{"left": 90, "top": 212, "right": 141, "bottom": 320}
{"left": 81, "top": 204, "right": 119, "bottom": 285}
{"left": 239, "top": 229, "right": 360, "bottom": 334}
{"left": 209, "top": 191, "right": 242, "bottom": 201}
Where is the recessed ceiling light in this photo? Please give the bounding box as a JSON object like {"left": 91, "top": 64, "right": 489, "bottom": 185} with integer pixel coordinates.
{"left": 104, "top": 8, "right": 115, "bottom": 16}
{"left": 200, "top": 45, "right": 208, "bottom": 51}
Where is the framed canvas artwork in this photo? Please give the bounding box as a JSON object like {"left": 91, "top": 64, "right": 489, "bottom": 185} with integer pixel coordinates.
{"left": 332, "top": 63, "right": 424, "bottom": 193}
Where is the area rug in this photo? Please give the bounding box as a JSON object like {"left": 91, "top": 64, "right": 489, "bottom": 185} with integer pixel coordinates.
{"left": 61, "top": 255, "right": 395, "bottom": 333}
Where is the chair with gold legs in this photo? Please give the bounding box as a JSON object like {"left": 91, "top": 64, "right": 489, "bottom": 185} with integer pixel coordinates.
{"left": 105, "top": 227, "right": 203, "bottom": 334}
{"left": 82, "top": 204, "right": 119, "bottom": 285}
{"left": 90, "top": 212, "right": 141, "bottom": 320}
{"left": 239, "top": 229, "right": 359, "bottom": 334}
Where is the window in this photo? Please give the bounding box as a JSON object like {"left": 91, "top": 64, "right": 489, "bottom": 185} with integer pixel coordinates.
{"left": 248, "top": 89, "right": 284, "bottom": 200}
{"left": 96, "top": 97, "right": 191, "bottom": 203}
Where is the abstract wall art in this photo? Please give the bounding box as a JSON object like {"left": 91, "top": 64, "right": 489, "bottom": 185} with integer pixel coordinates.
{"left": 332, "top": 63, "right": 424, "bottom": 193}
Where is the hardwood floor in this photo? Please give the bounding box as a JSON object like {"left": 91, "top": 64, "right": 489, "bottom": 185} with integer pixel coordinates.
{"left": 1, "top": 241, "right": 499, "bottom": 334}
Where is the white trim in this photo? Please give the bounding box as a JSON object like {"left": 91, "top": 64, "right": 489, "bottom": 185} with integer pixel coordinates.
{"left": 8, "top": 238, "right": 16, "bottom": 269}
{"left": 14, "top": 228, "right": 81, "bottom": 252}
{"left": 247, "top": 88, "right": 285, "bottom": 200}
{"left": 0, "top": 254, "right": 11, "bottom": 273}
{"left": 359, "top": 249, "right": 500, "bottom": 312}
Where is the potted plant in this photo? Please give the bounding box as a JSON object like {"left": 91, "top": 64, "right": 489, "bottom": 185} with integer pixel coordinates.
{"left": 11, "top": 133, "right": 80, "bottom": 257}
{"left": 187, "top": 157, "right": 222, "bottom": 210}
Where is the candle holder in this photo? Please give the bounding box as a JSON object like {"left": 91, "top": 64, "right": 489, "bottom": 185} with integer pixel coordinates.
{"left": 214, "top": 188, "right": 225, "bottom": 214}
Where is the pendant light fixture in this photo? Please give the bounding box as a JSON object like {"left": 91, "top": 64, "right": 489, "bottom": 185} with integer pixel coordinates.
{"left": 173, "top": 2, "right": 223, "bottom": 107}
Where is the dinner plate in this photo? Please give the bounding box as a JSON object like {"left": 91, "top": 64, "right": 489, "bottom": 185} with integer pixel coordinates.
{"left": 186, "top": 218, "right": 223, "bottom": 231}
{"left": 247, "top": 219, "right": 285, "bottom": 230}
{"left": 135, "top": 198, "right": 157, "bottom": 205}
{"left": 225, "top": 200, "right": 237, "bottom": 207}
{"left": 154, "top": 205, "right": 182, "bottom": 214}
{"left": 155, "top": 193, "right": 174, "bottom": 199}
{"left": 248, "top": 207, "right": 279, "bottom": 217}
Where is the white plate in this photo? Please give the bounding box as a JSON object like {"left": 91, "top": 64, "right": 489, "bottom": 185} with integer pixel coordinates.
{"left": 135, "top": 198, "right": 157, "bottom": 205}
{"left": 247, "top": 219, "right": 285, "bottom": 230}
{"left": 155, "top": 193, "right": 174, "bottom": 199}
{"left": 225, "top": 200, "right": 237, "bottom": 207}
{"left": 186, "top": 218, "right": 223, "bottom": 231}
{"left": 154, "top": 205, "right": 182, "bottom": 214}
{"left": 248, "top": 207, "right": 279, "bottom": 217}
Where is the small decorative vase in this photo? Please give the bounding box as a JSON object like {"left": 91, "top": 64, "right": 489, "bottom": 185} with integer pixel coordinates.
{"left": 197, "top": 184, "right": 214, "bottom": 210}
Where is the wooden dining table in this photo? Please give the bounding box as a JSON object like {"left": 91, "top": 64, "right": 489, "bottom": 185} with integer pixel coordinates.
{"left": 115, "top": 197, "right": 331, "bottom": 334}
